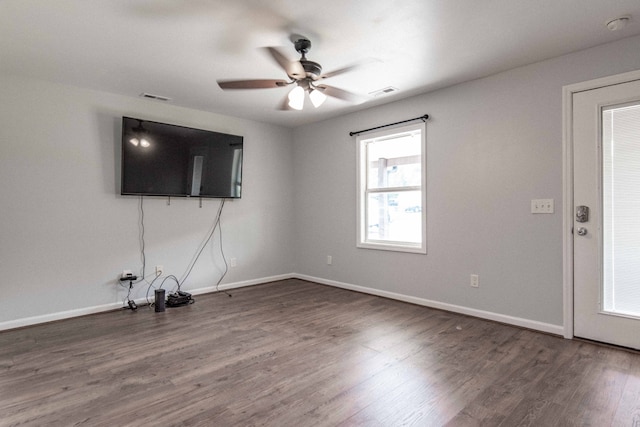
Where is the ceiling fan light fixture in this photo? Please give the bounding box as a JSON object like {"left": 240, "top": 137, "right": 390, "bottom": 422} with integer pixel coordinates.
{"left": 217, "top": 37, "right": 365, "bottom": 111}
{"left": 309, "top": 88, "right": 327, "bottom": 108}
{"left": 288, "top": 86, "right": 305, "bottom": 110}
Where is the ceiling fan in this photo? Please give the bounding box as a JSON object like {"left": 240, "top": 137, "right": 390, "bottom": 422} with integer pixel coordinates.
{"left": 217, "top": 38, "right": 365, "bottom": 110}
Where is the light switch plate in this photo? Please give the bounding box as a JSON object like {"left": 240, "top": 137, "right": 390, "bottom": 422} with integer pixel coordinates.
{"left": 531, "top": 199, "right": 554, "bottom": 214}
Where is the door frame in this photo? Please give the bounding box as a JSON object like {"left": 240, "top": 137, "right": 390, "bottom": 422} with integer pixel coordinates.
{"left": 562, "top": 69, "right": 640, "bottom": 339}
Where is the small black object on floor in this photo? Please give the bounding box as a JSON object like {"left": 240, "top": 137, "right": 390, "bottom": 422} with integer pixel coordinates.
{"left": 166, "top": 290, "right": 194, "bottom": 307}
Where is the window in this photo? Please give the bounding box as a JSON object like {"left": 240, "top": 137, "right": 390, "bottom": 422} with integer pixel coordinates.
{"left": 357, "top": 122, "right": 426, "bottom": 253}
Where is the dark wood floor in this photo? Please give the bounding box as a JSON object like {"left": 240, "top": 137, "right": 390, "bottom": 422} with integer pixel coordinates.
{"left": 1, "top": 279, "right": 639, "bottom": 426}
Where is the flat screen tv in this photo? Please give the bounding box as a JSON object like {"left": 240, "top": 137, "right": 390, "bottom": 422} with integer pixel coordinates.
{"left": 121, "top": 117, "right": 243, "bottom": 198}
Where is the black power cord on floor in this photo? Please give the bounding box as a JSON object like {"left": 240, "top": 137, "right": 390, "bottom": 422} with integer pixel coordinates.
{"left": 120, "top": 276, "right": 138, "bottom": 310}
{"left": 126, "top": 197, "right": 232, "bottom": 309}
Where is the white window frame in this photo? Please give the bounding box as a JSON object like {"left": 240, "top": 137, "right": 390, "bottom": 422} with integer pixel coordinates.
{"left": 356, "top": 121, "right": 427, "bottom": 254}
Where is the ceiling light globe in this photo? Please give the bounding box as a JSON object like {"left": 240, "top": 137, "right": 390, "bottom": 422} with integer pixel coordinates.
{"left": 288, "top": 86, "right": 305, "bottom": 110}
{"left": 309, "top": 89, "right": 327, "bottom": 108}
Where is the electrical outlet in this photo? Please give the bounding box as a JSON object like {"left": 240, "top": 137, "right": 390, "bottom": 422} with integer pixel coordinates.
{"left": 470, "top": 274, "right": 479, "bottom": 288}
{"left": 155, "top": 265, "right": 163, "bottom": 276}
{"left": 327, "top": 255, "right": 332, "bottom": 265}
{"left": 230, "top": 258, "right": 237, "bottom": 268}
{"left": 121, "top": 270, "right": 133, "bottom": 279}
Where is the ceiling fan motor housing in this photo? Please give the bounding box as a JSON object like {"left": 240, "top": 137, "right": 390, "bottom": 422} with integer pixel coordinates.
{"left": 294, "top": 38, "right": 322, "bottom": 79}
{"left": 301, "top": 60, "right": 322, "bottom": 80}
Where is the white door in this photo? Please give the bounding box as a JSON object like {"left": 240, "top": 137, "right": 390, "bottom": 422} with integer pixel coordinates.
{"left": 573, "top": 78, "right": 640, "bottom": 350}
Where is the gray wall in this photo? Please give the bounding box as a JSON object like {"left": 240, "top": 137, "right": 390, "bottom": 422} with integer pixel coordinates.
{"left": 292, "top": 35, "right": 640, "bottom": 328}
{"left": 2, "top": 35, "right": 640, "bottom": 331}
{"left": 0, "top": 75, "right": 295, "bottom": 326}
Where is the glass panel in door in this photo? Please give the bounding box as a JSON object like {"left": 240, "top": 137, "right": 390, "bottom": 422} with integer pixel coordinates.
{"left": 602, "top": 102, "right": 640, "bottom": 318}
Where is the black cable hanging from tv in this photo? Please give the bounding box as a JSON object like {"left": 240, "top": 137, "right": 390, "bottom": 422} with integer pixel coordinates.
{"left": 349, "top": 114, "right": 429, "bottom": 137}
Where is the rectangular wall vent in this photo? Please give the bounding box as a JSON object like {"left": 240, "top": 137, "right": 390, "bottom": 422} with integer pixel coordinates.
{"left": 139, "top": 93, "right": 172, "bottom": 102}
{"left": 369, "top": 86, "right": 399, "bottom": 97}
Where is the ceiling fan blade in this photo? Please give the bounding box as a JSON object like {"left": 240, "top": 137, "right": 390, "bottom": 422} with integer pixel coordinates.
{"left": 320, "top": 58, "right": 380, "bottom": 80}
{"left": 319, "top": 64, "right": 362, "bottom": 80}
{"left": 263, "top": 47, "right": 306, "bottom": 79}
{"left": 217, "top": 79, "right": 289, "bottom": 89}
{"left": 316, "top": 84, "right": 366, "bottom": 104}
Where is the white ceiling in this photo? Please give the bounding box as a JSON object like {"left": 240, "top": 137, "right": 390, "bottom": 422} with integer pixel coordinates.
{"left": 1, "top": 0, "right": 639, "bottom": 128}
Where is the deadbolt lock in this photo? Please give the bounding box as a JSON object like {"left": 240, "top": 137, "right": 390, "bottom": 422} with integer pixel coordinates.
{"left": 576, "top": 206, "right": 589, "bottom": 223}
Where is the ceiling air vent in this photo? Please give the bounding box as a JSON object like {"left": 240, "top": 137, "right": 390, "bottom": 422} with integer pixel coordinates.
{"left": 139, "top": 93, "right": 172, "bottom": 102}
{"left": 369, "top": 86, "right": 399, "bottom": 97}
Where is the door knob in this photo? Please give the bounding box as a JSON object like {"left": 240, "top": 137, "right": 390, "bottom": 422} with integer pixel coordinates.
{"left": 577, "top": 227, "right": 588, "bottom": 236}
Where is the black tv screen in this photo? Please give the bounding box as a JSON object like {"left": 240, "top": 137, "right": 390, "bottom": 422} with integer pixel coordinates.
{"left": 121, "top": 117, "right": 243, "bottom": 198}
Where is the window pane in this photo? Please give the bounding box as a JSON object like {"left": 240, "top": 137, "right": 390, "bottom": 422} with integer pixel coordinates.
{"left": 602, "top": 102, "right": 640, "bottom": 318}
{"left": 367, "top": 133, "right": 421, "bottom": 189}
{"left": 366, "top": 191, "right": 422, "bottom": 243}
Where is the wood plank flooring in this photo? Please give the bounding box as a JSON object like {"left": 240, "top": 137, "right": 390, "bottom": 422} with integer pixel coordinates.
{"left": 1, "top": 279, "right": 639, "bottom": 426}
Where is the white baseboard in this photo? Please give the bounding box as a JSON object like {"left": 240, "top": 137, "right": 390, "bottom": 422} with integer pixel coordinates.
{"left": 293, "top": 273, "right": 565, "bottom": 336}
{"left": 189, "top": 273, "right": 295, "bottom": 295}
{"left": 0, "top": 302, "right": 124, "bottom": 332}
{"left": 0, "top": 273, "right": 295, "bottom": 332}
{"left": 0, "top": 272, "right": 563, "bottom": 336}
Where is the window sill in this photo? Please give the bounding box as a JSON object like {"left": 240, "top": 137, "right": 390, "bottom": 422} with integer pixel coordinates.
{"left": 357, "top": 241, "right": 426, "bottom": 254}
